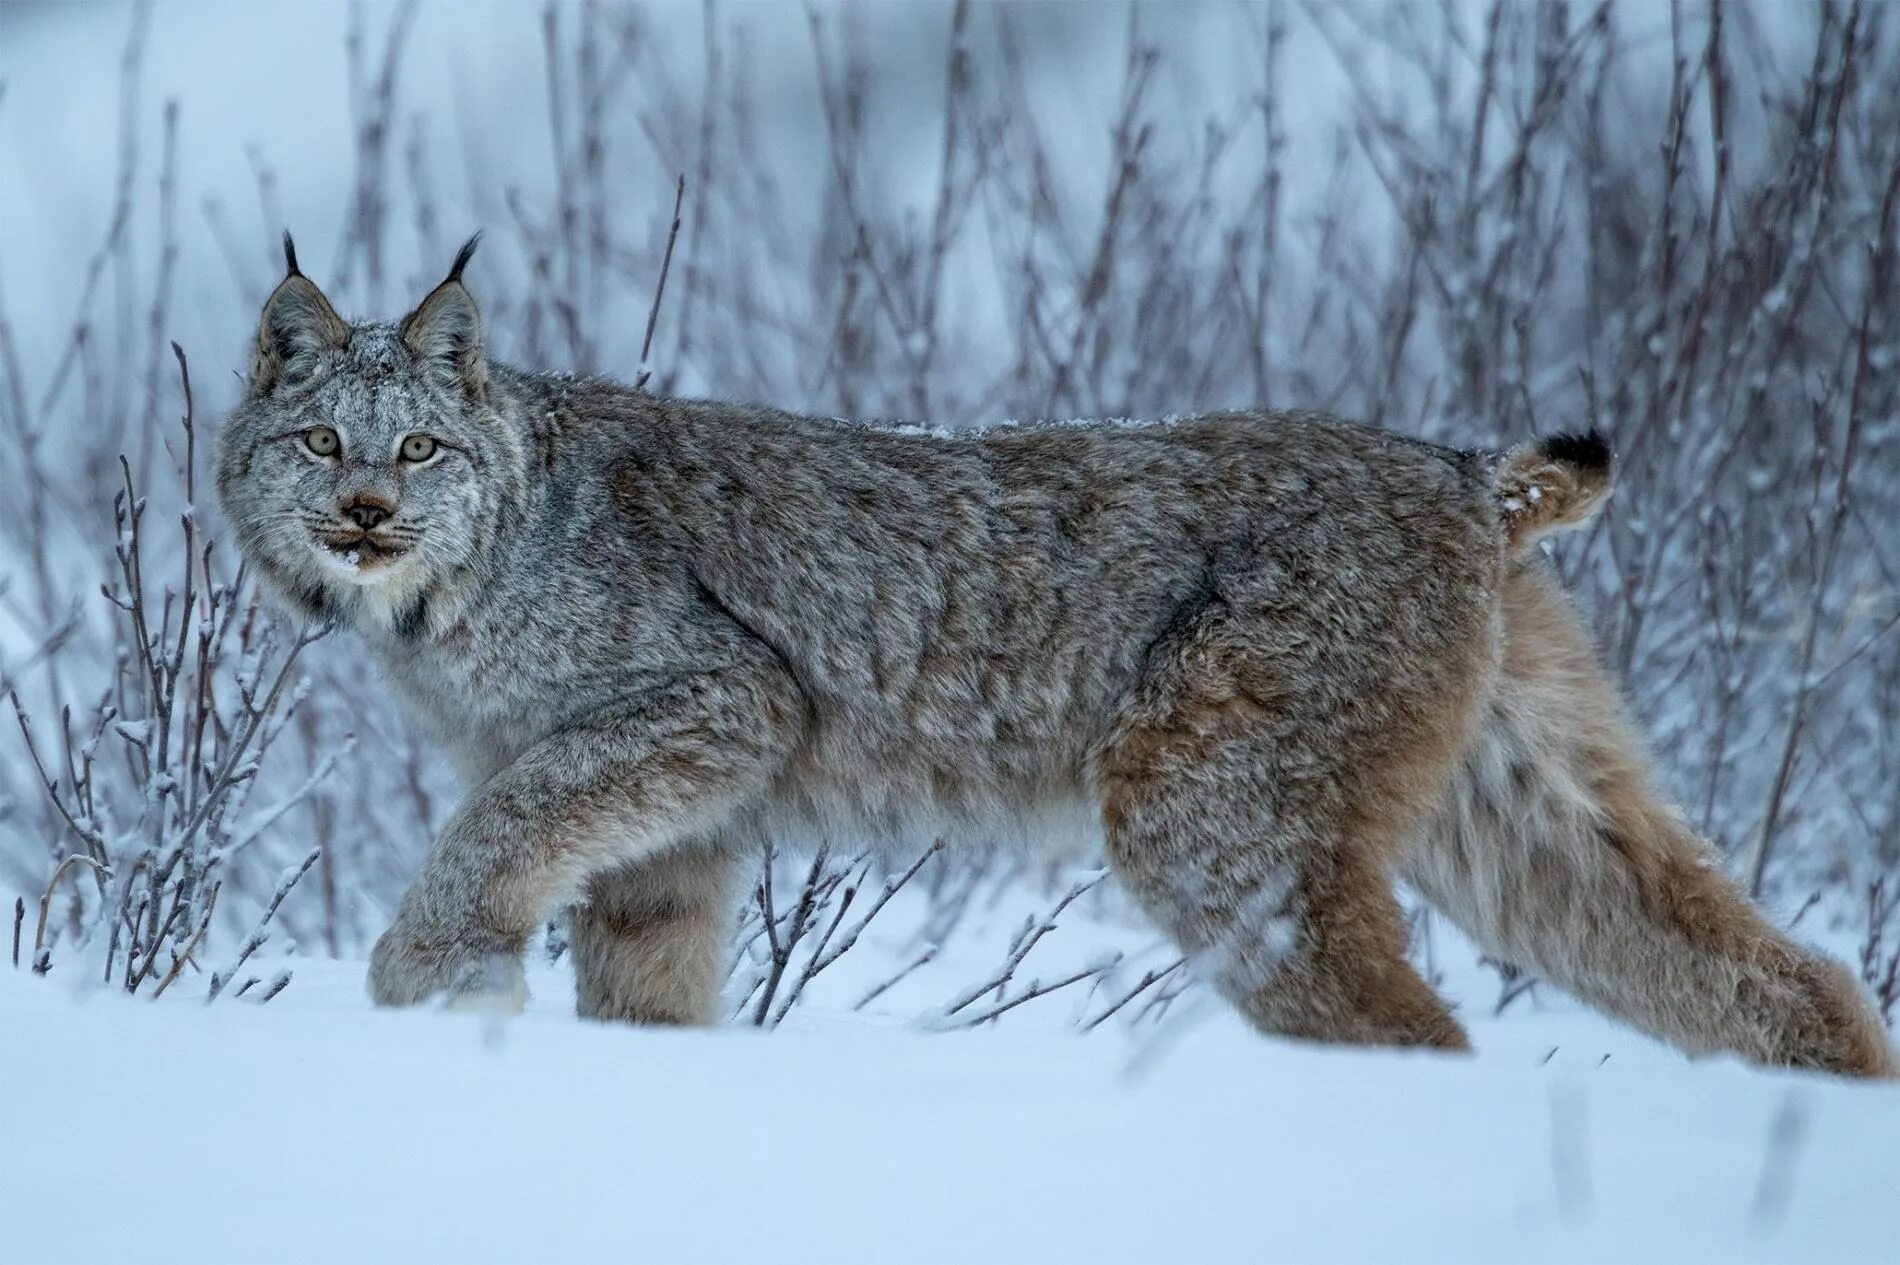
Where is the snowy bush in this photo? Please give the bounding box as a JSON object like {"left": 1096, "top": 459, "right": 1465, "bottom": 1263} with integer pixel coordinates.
{"left": 5, "top": 345, "right": 330, "bottom": 996}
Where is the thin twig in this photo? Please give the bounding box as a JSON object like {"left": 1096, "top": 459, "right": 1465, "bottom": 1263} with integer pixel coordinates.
{"left": 32, "top": 853, "right": 109, "bottom": 972}
{"left": 207, "top": 845, "right": 319, "bottom": 1002}
{"left": 767, "top": 840, "right": 942, "bottom": 1024}
{"left": 1082, "top": 956, "right": 1186, "bottom": 1032}
{"left": 634, "top": 174, "right": 685, "bottom": 392}
{"left": 854, "top": 945, "right": 939, "bottom": 1012}
{"left": 256, "top": 968, "right": 293, "bottom": 1004}
{"left": 942, "top": 871, "right": 1107, "bottom": 1018}
{"left": 151, "top": 881, "right": 220, "bottom": 999}
{"left": 944, "top": 953, "right": 1123, "bottom": 1029}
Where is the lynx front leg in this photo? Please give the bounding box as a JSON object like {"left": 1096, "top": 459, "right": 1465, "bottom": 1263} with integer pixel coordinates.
{"left": 570, "top": 844, "right": 739, "bottom": 1026}
{"left": 368, "top": 666, "right": 800, "bottom": 1009}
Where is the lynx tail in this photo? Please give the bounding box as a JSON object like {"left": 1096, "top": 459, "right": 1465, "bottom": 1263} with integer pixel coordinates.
{"left": 1494, "top": 429, "right": 1613, "bottom": 552}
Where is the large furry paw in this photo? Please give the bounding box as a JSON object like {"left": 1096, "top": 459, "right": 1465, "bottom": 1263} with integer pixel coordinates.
{"left": 368, "top": 920, "right": 526, "bottom": 1012}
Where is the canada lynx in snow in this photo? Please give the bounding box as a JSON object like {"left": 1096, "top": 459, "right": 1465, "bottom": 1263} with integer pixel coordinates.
{"left": 215, "top": 237, "right": 1896, "bottom": 1079}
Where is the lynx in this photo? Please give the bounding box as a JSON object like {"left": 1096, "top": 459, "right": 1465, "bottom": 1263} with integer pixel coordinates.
{"left": 215, "top": 237, "right": 1896, "bottom": 1078}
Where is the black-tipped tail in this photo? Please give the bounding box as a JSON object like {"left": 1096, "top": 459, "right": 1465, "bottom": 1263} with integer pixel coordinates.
{"left": 1536, "top": 428, "right": 1611, "bottom": 478}
{"left": 1494, "top": 429, "right": 1615, "bottom": 552}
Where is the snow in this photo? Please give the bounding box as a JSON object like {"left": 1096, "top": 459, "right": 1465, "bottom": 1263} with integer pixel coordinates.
{"left": 5, "top": 914, "right": 1896, "bottom": 1264}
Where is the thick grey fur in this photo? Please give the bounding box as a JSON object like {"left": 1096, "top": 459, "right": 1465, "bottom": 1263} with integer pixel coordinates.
{"left": 213, "top": 245, "right": 1897, "bottom": 1075}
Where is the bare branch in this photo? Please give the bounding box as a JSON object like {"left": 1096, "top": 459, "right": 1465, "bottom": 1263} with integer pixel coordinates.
{"left": 634, "top": 174, "right": 685, "bottom": 393}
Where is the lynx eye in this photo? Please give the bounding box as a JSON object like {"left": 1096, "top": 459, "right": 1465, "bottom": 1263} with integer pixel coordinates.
{"left": 399, "top": 434, "right": 438, "bottom": 463}
{"left": 304, "top": 426, "right": 340, "bottom": 457}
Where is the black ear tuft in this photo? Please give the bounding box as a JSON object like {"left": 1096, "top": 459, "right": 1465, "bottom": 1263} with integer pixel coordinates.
{"left": 446, "top": 232, "right": 482, "bottom": 284}
{"left": 401, "top": 251, "right": 487, "bottom": 399}
{"left": 250, "top": 267, "right": 347, "bottom": 396}
{"left": 283, "top": 230, "right": 301, "bottom": 278}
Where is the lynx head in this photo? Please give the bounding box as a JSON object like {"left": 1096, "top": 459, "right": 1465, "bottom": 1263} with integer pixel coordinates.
{"left": 216, "top": 233, "right": 525, "bottom": 637}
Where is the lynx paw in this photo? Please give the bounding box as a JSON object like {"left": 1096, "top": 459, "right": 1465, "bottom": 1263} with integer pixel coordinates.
{"left": 368, "top": 921, "right": 526, "bottom": 1012}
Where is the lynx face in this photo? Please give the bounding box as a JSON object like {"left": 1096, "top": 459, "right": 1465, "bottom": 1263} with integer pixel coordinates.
{"left": 216, "top": 237, "right": 511, "bottom": 633}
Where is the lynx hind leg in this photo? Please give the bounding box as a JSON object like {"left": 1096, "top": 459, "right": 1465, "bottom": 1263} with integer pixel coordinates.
{"left": 1103, "top": 734, "right": 1467, "bottom": 1050}
{"left": 1098, "top": 623, "right": 1486, "bottom": 1051}
{"left": 1405, "top": 562, "right": 1898, "bottom": 1079}
{"left": 571, "top": 843, "right": 738, "bottom": 1027}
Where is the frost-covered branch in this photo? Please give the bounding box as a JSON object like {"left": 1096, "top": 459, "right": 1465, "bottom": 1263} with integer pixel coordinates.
{"left": 207, "top": 846, "right": 319, "bottom": 1002}
{"left": 940, "top": 870, "right": 1107, "bottom": 1021}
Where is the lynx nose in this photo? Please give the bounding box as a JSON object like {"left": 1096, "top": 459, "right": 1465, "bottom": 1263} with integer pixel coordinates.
{"left": 343, "top": 499, "right": 393, "bottom": 530}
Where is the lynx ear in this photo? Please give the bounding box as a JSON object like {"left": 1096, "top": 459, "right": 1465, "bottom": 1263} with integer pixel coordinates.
{"left": 250, "top": 232, "right": 347, "bottom": 395}
{"left": 400, "top": 234, "right": 486, "bottom": 399}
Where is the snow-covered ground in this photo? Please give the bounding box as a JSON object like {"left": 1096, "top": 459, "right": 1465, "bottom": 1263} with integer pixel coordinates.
{"left": 7, "top": 890, "right": 1896, "bottom": 1265}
